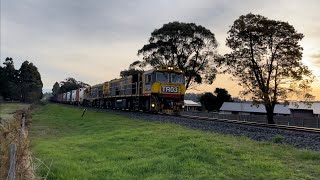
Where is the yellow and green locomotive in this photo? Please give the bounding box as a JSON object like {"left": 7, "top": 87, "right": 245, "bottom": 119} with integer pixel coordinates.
{"left": 83, "top": 65, "right": 185, "bottom": 113}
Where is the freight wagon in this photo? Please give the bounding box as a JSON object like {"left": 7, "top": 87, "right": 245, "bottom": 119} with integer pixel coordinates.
{"left": 78, "top": 88, "right": 86, "bottom": 105}
{"left": 71, "top": 90, "right": 77, "bottom": 104}
{"left": 66, "top": 92, "right": 71, "bottom": 102}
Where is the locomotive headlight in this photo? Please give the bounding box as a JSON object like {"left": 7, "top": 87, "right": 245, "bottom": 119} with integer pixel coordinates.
{"left": 151, "top": 103, "right": 155, "bottom": 108}
{"left": 182, "top": 105, "right": 185, "bottom": 108}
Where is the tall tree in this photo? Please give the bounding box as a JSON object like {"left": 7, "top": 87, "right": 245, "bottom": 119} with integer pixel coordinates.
{"left": 120, "top": 64, "right": 144, "bottom": 77}
{"left": 0, "top": 66, "right": 5, "bottom": 98}
{"left": 199, "top": 92, "right": 216, "bottom": 112}
{"left": 58, "top": 77, "right": 89, "bottom": 93}
{"left": 19, "top": 61, "right": 43, "bottom": 102}
{"left": 217, "top": 13, "right": 314, "bottom": 124}
{"left": 52, "top": 82, "right": 60, "bottom": 97}
{"left": 1, "top": 57, "right": 20, "bottom": 100}
{"left": 133, "top": 21, "right": 218, "bottom": 89}
{"left": 214, "top": 88, "right": 233, "bottom": 110}
{"left": 198, "top": 88, "right": 233, "bottom": 111}
{"left": 3, "top": 58, "right": 15, "bottom": 79}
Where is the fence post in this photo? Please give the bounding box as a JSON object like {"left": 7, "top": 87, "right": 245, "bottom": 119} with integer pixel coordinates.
{"left": 21, "top": 113, "right": 25, "bottom": 135}
{"left": 81, "top": 109, "right": 87, "bottom": 117}
{"left": 8, "top": 144, "right": 16, "bottom": 180}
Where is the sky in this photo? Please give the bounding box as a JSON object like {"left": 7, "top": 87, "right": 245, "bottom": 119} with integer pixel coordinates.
{"left": 1, "top": 0, "right": 320, "bottom": 99}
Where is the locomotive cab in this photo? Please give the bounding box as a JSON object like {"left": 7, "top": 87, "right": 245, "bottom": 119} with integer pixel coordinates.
{"left": 142, "top": 66, "right": 186, "bottom": 113}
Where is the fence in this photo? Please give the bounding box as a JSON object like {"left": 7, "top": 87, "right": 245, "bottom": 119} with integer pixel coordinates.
{"left": 6, "top": 113, "right": 28, "bottom": 180}
{"left": 0, "top": 109, "right": 36, "bottom": 180}
{"left": 182, "top": 111, "right": 320, "bottom": 128}
{"left": 8, "top": 144, "right": 16, "bottom": 180}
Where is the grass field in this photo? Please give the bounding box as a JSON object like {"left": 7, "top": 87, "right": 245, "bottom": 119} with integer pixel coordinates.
{"left": 30, "top": 104, "right": 320, "bottom": 179}
{"left": 0, "top": 103, "right": 30, "bottom": 120}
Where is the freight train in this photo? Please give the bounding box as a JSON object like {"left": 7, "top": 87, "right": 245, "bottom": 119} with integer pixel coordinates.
{"left": 55, "top": 65, "right": 186, "bottom": 113}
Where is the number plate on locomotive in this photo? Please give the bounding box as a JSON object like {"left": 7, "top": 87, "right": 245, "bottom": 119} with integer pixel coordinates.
{"left": 161, "top": 86, "right": 179, "bottom": 93}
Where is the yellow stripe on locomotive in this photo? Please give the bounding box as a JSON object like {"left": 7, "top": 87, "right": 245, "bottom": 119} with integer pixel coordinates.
{"left": 151, "top": 82, "right": 186, "bottom": 95}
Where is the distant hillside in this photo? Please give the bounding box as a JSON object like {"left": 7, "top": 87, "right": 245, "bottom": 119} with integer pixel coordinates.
{"left": 185, "top": 93, "right": 202, "bottom": 102}
{"left": 42, "top": 89, "right": 52, "bottom": 94}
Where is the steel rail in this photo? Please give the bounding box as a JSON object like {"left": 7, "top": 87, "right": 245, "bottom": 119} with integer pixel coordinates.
{"left": 175, "top": 114, "right": 320, "bottom": 134}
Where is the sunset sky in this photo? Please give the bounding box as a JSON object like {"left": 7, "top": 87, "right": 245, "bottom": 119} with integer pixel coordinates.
{"left": 1, "top": 0, "right": 320, "bottom": 99}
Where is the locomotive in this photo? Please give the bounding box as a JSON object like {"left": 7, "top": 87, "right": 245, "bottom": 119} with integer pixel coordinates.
{"left": 56, "top": 65, "right": 185, "bottom": 113}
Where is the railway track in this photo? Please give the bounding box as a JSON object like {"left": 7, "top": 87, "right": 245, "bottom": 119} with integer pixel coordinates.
{"left": 160, "top": 113, "right": 320, "bottom": 134}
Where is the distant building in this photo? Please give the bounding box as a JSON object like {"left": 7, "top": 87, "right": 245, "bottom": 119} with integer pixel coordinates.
{"left": 219, "top": 102, "right": 290, "bottom": 116}
{"left": 288, "top": 102, "right": 320, "bottom": 118}
{"left": 219, "top": 102, "right": 320, "bottom": 117}
{"left": 184, "top": 100, "right": 201, "bottom": 111}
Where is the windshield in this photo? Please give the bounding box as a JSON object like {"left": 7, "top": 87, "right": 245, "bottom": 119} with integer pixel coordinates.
{"left": 171, "top": 73, "right": 184, "bottom": 84}
{"left": 156, "top": 72, "right": 169, "bottom": 83}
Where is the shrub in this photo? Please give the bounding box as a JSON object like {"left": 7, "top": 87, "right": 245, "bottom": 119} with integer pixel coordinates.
{"left": 272, "top": 134, "right": 284, "bottom": 144}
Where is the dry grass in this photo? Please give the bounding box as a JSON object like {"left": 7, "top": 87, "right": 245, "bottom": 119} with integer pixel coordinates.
{"left": 0, "top": 103, "right": 30, "bottom": 120}
{"left": 0, "top": 106, "right": 36, "bottom": 180}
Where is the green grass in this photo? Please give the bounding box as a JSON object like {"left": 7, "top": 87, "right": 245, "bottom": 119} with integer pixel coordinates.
{"left": 30, "top": 104, "right": 320, "bottom": 179}
{"left": 0, "top": 103, "right": 30, "bottom": 120}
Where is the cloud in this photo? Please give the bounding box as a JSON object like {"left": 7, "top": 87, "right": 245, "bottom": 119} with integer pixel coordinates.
{"left": 311, "top": 53, "right": 320, "bottom": 60}
{"left": 1, "top": 0, "right": 320, "bottom": 101}
{"left": 307, "top": 52, "right": 320, "bottom": 70}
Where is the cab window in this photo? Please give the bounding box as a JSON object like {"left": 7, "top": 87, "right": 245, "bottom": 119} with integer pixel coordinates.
{"left": 156, "top": 72, "right": 169, "bottom": 83}
{"left": 171, "top": 73, "right": 184, "bottom": 84}
{"left": 145, "top": 74, "right": 152, "bottom": 84}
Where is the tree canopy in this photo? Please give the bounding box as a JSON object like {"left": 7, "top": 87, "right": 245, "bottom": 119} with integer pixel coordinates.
{"left": 52, "top": 82, "right": 60, "bottom": 97}
{"left": 199, "top": 92, "right": 216, "bottom": 111}
{"left": 120, "top": 65, "right": 144, "bottom": 78}
{"left": 52, "top": 77, "right": 90, "bottom": 96}
{"left": 214, "top": 88, "right": 233, "bottom": 110}
{"left": 132, "top": 21, "right": 218, "bottom": 89}
{"left": 0, "top": 58, "right": 19, "bottom": 100}
{"left": 199, "top": 88, "right": 233, "bottom": 111}
{"left": 19, "top": 61, "right": 43, "bottom": 102}
{"left": 0, "top": 57, "right": 43, "bottom": 102}
{"left": 217, "top": 13, "right": 314, "bottom": 124}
